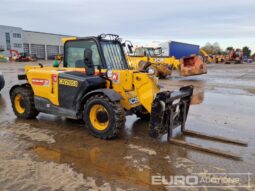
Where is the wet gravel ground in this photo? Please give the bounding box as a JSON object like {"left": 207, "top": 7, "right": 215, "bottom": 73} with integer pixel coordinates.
{"left": 0, "top": 62, "right": 255, "bottom": 191}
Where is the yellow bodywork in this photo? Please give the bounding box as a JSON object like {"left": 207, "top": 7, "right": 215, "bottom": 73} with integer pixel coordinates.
{"left": 25, "top": 66, "right": 60, "bottom": 105}
{"left": 24, "top": 65, "right": 159, "bottom": 113}
{"left": 127, "top": 55, "right": 180, "bottom": 71}
{"left": 61, "top": 37, "right": 77, "bottom": 44}
{"left": 108, "top": 70, "right": 159, "bottom": 112}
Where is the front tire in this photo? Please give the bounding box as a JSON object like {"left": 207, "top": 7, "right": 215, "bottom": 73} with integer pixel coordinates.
{"left": 83, "top": 95, "right": 126, "bottom": 139}
{"left": 10, "top": 86, "right": 39, "bottom": 119}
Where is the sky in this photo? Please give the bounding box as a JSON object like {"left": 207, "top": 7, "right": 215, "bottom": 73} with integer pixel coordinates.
{"left": 1, "top": 0, "right": 255, "bottom": 52}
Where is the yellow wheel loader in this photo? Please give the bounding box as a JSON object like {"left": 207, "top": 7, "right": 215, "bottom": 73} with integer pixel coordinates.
{"left": 199, "top": 49, "right": 213, "bottom": 64}
{"left": 126, "top": 46, "right": 177, "bottom": 78}
{"left": 212, "top": 54, "right": 226, "bottom": 64}
{"left": 10, "top": 34, "right": 246, "bottom": 159}
{"left": 127, "top": 46, "right": 207, "bottom": 78}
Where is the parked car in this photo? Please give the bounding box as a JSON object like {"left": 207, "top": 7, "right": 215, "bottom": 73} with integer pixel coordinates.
{"left": 0, "top": 72, "right": 5, "bottom": 92}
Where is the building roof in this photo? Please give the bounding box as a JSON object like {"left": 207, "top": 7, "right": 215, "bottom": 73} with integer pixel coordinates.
{"left": 0, "top": 24, "right": 74, "bottom": 37}
{"left": 0, "top": 25, "right": 22, "bottom": 30}
{"left": 23, "top": 30, "right": 73, "bottom": 37}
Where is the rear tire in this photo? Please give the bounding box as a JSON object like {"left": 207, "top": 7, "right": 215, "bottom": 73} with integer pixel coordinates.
{"left": 83, "top": 94, "right": 126, "bottom": 139}
{"left": 10, "top": 86, "right": 39, "bottom": 119}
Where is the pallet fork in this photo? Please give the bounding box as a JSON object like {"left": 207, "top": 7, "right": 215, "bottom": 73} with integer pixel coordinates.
{"left": 149, "top": 86, "right": 247, "bottom": 160}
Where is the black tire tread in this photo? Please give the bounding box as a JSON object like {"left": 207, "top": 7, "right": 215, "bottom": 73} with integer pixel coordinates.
{"left": 11, "top": 86, "right": 39, "bottom": 119}
{"left": 84, "top": 94, "right": 125, "bottom": 139}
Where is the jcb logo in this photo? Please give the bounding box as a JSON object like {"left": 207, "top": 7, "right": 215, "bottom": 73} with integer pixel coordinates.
{"left": 59, "top": 78, "right": 78, "bottom": 87}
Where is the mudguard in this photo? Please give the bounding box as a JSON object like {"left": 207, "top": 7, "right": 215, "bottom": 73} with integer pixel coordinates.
{"left": 77, "top": 88, "right": 122, "bottom": 112}
{"left": 9, "top": 83, "right": 31, "bottom": 96}
{"left": 84, "top": 89, "right": 122, "bottom": 102}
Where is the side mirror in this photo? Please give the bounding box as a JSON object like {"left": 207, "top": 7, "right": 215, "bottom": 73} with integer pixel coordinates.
{"left": 128, "top": 44, "right": 133, "bottom": 54}
{"left": 84, "top": 48, "right": 95, "bottom": 76}
{"left": 38, "top": 63, "right": 44, "bottom": 68}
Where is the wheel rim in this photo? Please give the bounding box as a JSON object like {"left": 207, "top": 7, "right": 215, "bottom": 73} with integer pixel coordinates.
{"left": 89, "top": 104, "right": 109, "bottom": 131}
{"left": 14, "top": 94, "right": 25, "bottom": 114}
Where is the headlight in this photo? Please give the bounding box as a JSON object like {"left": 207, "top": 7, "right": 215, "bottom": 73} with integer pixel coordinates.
{"left": 107, "top": 70, "right": 113, "bottom": 78}
{"left": 147, "top": 68, "right": 155, "bottom": 75}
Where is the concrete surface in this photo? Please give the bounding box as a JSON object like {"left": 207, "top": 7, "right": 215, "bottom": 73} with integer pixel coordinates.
{"left": 0, "top": 62, "right": 254, "bottom": 191}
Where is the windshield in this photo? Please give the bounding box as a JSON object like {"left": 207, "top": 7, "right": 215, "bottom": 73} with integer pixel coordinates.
{"left": 147, "top": 48, "right": 162, "bottom": 56}
{"left": 147, "top": 48, "right": 156, "bottom": 56}
{"left": 100, "top": 41, "right": 127, "bottom": 70}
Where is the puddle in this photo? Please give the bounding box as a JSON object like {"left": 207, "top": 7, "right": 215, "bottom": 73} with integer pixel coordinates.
{"left": 33, "top": 145, "right": 153, "bottom": 190}
{"left": 128, "top": 144, "right": 157, "bottom": 155}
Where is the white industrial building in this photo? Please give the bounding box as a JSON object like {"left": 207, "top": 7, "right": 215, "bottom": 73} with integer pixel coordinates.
{"left": 0, "top": 25, "right": 73, "bottom": 60}
{"left": 0, "top": 25, "right": 24, "bottom": 55}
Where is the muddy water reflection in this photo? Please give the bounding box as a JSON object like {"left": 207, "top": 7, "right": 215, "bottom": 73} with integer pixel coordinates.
{"left": 160, "top": 78, "right": 206, "bottom": 105}
{"left": 33, "top": 144, "right": 155, "bottom": 189}
{"left": 191, "top": 88, "right": 204, "bottom": 105}
{"left": 31, "top": 116, "right": 198, "bottom": 190}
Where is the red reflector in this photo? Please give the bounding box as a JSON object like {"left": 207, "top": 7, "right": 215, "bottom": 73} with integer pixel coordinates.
{"left": 52, "top": 74, "right": 57, "bottom": 83}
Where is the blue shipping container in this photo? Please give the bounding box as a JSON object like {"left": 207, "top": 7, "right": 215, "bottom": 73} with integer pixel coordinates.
{"left": 169, "top": 41, "right": 200, "bottom": 59}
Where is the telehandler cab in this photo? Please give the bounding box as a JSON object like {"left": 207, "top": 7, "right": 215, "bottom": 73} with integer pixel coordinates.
{"left": 10, "top": 34, "right": 247, "bottom": 159}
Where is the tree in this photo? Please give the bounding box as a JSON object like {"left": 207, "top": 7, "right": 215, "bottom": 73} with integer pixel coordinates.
{"left": 242, "top": 46, "right": 251, "bottom": 57}
{"left": 202, "top": 42, "right": 222, "bottom": 55}
{"left": 226, "top": 47, "right": 234, "bottom": 51}
{"left": 212, "top": 42, "right": 221, "bottom": 54}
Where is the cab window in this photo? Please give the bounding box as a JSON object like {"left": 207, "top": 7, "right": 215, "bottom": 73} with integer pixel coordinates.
{"left": 100, "top": 41, "right": 127, "bottom": 70}
{"left": 65, "top": 40, "right": 102, "bottom": 68}
{"left": 134, "top": 48, "right": 146, "bottom": 57}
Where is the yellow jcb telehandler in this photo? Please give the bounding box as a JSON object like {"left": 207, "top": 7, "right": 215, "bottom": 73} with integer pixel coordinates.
{"left": 10, "top": 34, "right": 246, "bottom": 159}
